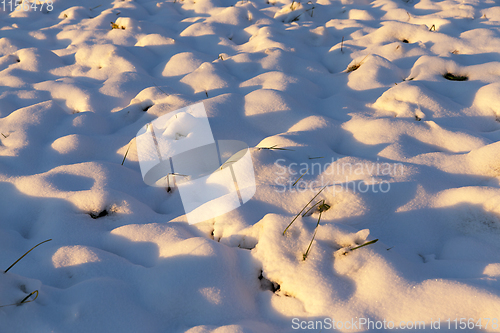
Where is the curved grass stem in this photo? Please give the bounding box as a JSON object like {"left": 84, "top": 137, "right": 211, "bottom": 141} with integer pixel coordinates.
{"left": 4, "top": 239, "right": 52, "bottom": 274}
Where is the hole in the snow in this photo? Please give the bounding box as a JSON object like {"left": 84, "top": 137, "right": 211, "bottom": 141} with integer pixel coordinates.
{"left": 346, "top": 63, "right": 361, "bottom": 72}
{"left": 259, "top": 270, "right": 280, "bottom": 293}
{"left": 142, "top": 104, "right": 153, "bottom": 112}
{"left": 237, "top": 244, "right": 254, "bottom": 250}
{"left": 443, "top": 72, "right": 468, "bottom": 81}
{"left": 402, "top": 39, "right": 409, "bottom": 43}
{"left": 89, "top": 209, "right": 108, "bottom": 219}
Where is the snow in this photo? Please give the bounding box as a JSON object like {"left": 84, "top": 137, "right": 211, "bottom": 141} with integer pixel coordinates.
{"left": 1, "top": 0, "right": 500, "bottom": 331}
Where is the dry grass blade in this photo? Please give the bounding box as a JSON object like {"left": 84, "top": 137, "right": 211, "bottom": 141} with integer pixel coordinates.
{"left": 301, "top": 199, "right": 322, "bottom": 217}
{"left": 19, "top": 290, "right": 38, "bottom": 305}
{"left": 283, "top": 185, "right": 328, "bottom": 235}
{"left": 343, "top": 239, "right": 379, "bottom": 255}
{"left": 110, "top": 21, "right": 125, "bottom": 29}
{"left": 4, "top": 239, "right": 52, "bottom": 273}
{"left": 121, "top": 139, "right": 134, "bottom": 165}
{"left": 153, "top": 82, "right": 168, "bottom": 95}
{"left": 302, "top": 199, "right": 330, "bottom": 217}
{"left": 318, "top": 201, "right": 331, "bottom": 212}
{"left": 303, "top": 204, "right": 325, "bottom": 261}
{"left": 255, "top": 144, "right": 294, "bottom": 151}
{"left": 302, "top": 200, "right": 330, "bottom": 260}
{"left": 0, "top": 290, "right": 39, "bottom": 308}
{"left": 292, "top": 170, "right": 308, "bottom": 187}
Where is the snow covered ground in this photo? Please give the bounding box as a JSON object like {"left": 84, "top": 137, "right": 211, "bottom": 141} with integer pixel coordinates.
{"left": 1, "top": 0, "right": 500, "bottom": 331}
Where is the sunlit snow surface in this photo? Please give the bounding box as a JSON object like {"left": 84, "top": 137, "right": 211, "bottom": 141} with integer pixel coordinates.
{"left": 1, "top": 0, "right": 500, "bottom": 331}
